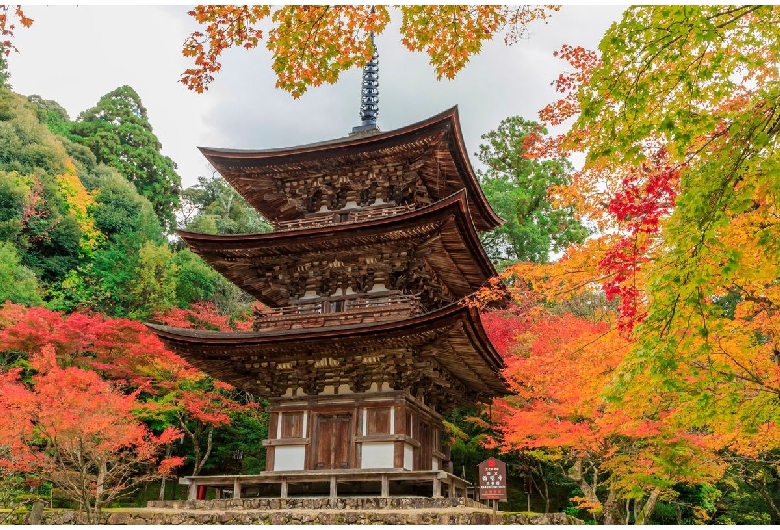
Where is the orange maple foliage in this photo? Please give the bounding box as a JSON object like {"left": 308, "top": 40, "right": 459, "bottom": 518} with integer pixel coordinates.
{"left": 153, "top": 300, "right": 254, "bottom": 332}
{"left": 0, "top": 5, "right": 32, "bottom": 55}
{"left": 0, "top": 345, "right": 183, "bottom": 522}
{"left": 0, "top": 302, "right": 261, "bottom": 479}
{"left": 181, "top": 5, "right": 558, "bottom": 97}
{"left": 530, "top": 8, "right": 780, "bottom": 464}
{"left": 0, "top": 301, "right": 257, "bottom": 416}
{"left": 182, "top": 5, "right": 273, "bottom": 94}
{"left": 484, "top": 307, "right": 721, "bottom": 523}
{"left": 0, "top": 302, "right": 199, "bottom": 392}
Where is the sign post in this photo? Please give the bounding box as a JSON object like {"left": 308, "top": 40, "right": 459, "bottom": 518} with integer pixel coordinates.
{"left": 478, "top": 458, "right": 507, "bottom": 524}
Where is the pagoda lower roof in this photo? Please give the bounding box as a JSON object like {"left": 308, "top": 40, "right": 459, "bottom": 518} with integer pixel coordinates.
{"left": 199, "top": 106, "right": 503, "bottom": 231}
{"left": 177, "top": 190, "right": 496, "bottom": 307}
{"left": 146, "top": 303, "right": 507, "bottom": 405}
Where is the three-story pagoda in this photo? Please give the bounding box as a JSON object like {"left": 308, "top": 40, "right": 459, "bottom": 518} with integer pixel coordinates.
{"left": 148, "top": 51, "right": 507, "bottom": 498}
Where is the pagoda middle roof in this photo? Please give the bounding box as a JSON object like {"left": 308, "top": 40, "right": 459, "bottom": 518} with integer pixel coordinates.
{"left": 177, "top": 190, "right": 496, "bottom": 307}
{"left": 199, "top": 106, "right": 503, "bottom": 231}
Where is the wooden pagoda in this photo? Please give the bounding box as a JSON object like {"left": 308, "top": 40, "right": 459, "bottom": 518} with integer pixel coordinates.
{"left": 148, "top": 106, "right": 507, "bottom": 499}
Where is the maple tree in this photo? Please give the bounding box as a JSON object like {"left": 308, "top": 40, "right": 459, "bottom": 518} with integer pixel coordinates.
{"left": 484, "top": 307, "right": 721, "bottom": 524}
{"left": 467, "top": 8, "right": 780, "bottom": 521}
{"left": 469, "top": 6, "right": 780, "bottom": 475}
{"left": 1, "top": 5, "right": 558, "bottom": 98}
{"left": 0, "top": 302, "right": 262, "bottom": 500}
{"left": 0, "top": 345, "right": 183, "bottom": 523}
{"left": 182, "top": 5, "right": 559, "bottom": 97}
{"left": 530, "top": 6, "right": 780, "bottom": 466}
{"left": 151, "top": 302, "right": 259, "bottom": 477}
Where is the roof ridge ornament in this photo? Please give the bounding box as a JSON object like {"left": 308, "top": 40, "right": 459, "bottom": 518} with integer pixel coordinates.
{"left": 351, "top": 31, "right": 380, "bottom": 135}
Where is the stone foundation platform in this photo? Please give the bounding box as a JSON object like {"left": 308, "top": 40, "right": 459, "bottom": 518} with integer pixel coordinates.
{"left": 16, "top": 497, "right": 583, "bottom": 525}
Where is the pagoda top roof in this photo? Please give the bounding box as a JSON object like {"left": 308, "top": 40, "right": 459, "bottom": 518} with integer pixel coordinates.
{"left": 199, "top": 106, "right": 503, "bottom": 231}
{"left": 147, "top": 302, "right": 507, "bottom": 403}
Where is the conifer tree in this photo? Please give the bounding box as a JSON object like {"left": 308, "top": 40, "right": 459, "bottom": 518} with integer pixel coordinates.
{"left": 70, "top": 86, "right": 181, "bottom": 232}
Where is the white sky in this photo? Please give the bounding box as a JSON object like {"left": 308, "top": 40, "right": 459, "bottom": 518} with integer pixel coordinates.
{"left": 7, "top": 5, "right": 626, "bottom": 189}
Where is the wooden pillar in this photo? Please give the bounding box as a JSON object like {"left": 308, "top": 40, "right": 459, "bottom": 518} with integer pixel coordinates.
{"left": 266, "top": 447, "right": 275, "bottom": 472}
{"left": 281, "top": 479, "right": 288, "bottom": 499}
{"left": 447, "top": 478, "right": 454, "bottom": 499}
{"left": 393, "top": 401, "right": 405, "bottom": 468}
{"left": 330, "top": 476, "right": 338, "bottom": 500}
{"left": 381, "top": 474, "right": 389, "bottom": 498}
{"left": 233, "top": 478, "right": 241, "bottom": 499}
{"left": 432, "top": 476, "right": 442, "bottom": 498}
{"left": 188, "top": 483, "right": 197, "bottom": 500}
{"left": 266, "top": 412, "right": 278, "bottom": 472}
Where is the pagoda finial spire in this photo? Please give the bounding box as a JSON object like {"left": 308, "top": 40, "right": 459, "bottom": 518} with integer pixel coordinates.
{"left": 352, "top": 30, "right": 379, "bottom": 134}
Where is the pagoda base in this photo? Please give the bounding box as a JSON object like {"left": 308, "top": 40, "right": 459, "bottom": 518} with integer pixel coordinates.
{"left": 178, "top": 468, "right": 470, "bottom": 501}
{"left": 178, "top": 389, "right": 469, "bottom": 501}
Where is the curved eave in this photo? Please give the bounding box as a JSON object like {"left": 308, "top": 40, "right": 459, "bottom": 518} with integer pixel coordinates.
{"left": 199, "top": 106, "right": 503, "bottom": 231}
{"left": 444, "top": 106, "right": 504, "bottom": 231}
{"left": 178, "top": 190, "right": 496, "bottom": 305}
{"left": 146, "top": 302, "right": 507, "bottom": 397}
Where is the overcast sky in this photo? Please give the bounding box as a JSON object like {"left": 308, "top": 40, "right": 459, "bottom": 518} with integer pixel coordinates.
{"left": 7, "top": 5, "right": 626, "bottom": 189}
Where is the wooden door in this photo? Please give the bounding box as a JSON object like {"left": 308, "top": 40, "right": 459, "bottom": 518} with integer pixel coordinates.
{"left": 314, "top": 414, "right": 351, "bottom": 469}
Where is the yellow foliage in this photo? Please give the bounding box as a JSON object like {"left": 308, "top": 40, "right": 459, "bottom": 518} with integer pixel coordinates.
{"left": 56, "top": 169, "right": 103, "bottom": 254}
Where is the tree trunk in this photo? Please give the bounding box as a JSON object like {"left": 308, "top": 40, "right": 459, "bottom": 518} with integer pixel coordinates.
{"left": 534, "top": 461, "right": 550, "bottom": 514}
{"left": 193, "top": 426, "right": 214, "bottom": 476}
{"left": 93, "top": 460, "right": 107, "bottom": 524}
{"left": 754, "top": 481, "right": 780, "bottom": 524}
{"left": 567, "top": 459, "right": 598, "bottom": 504}
{"left": 566, "top": 458, "right": 604, "bottom": 523}
{"left": 159, "top": 476, "right": 167, "bottom": 501}
{"left": 634, "top": 489, "right": 661, "bottom": 525}
{"left": 159, "top": 445, "right": 173, "bottom": 500}
{"left": 179, "top": 417, "right": 214, "bottom": 477}
{"left": 602, "top": 487, "right": 621, "bottom": 525}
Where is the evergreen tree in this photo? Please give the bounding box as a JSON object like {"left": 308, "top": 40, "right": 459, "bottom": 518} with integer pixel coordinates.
{"left": 476, "top": 116, "right": 588, "bottom": 264}
{"left": 180, "top": 170, "right": 271, "bottom": 235}
{"left": 70, "top": 86, "right": 181, "bottom": 232}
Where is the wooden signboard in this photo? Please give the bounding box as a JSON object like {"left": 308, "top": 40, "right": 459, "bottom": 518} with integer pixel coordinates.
{"left": 478, "top": 458, "right": 507, "bottom": 501}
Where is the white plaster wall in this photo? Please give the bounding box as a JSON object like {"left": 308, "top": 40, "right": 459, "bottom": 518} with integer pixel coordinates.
{"left": 361, "top": 442, "right": 394, "bottom": 469}
{"left": 274, "top": 446, "right": 306, "bottom": 471}
{"left": 403, "top": 444, "right": 414, "bottom": 471}
{"left": 431, "top": 457, "right": 439, "bottom": 471}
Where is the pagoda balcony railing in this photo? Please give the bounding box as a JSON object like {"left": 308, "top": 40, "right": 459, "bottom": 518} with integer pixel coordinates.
{"left": 274, "top": 204, "right": 416, "bottom": 232}
{"left": 253, "top": 293, "right": 422, "bottom": 331}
